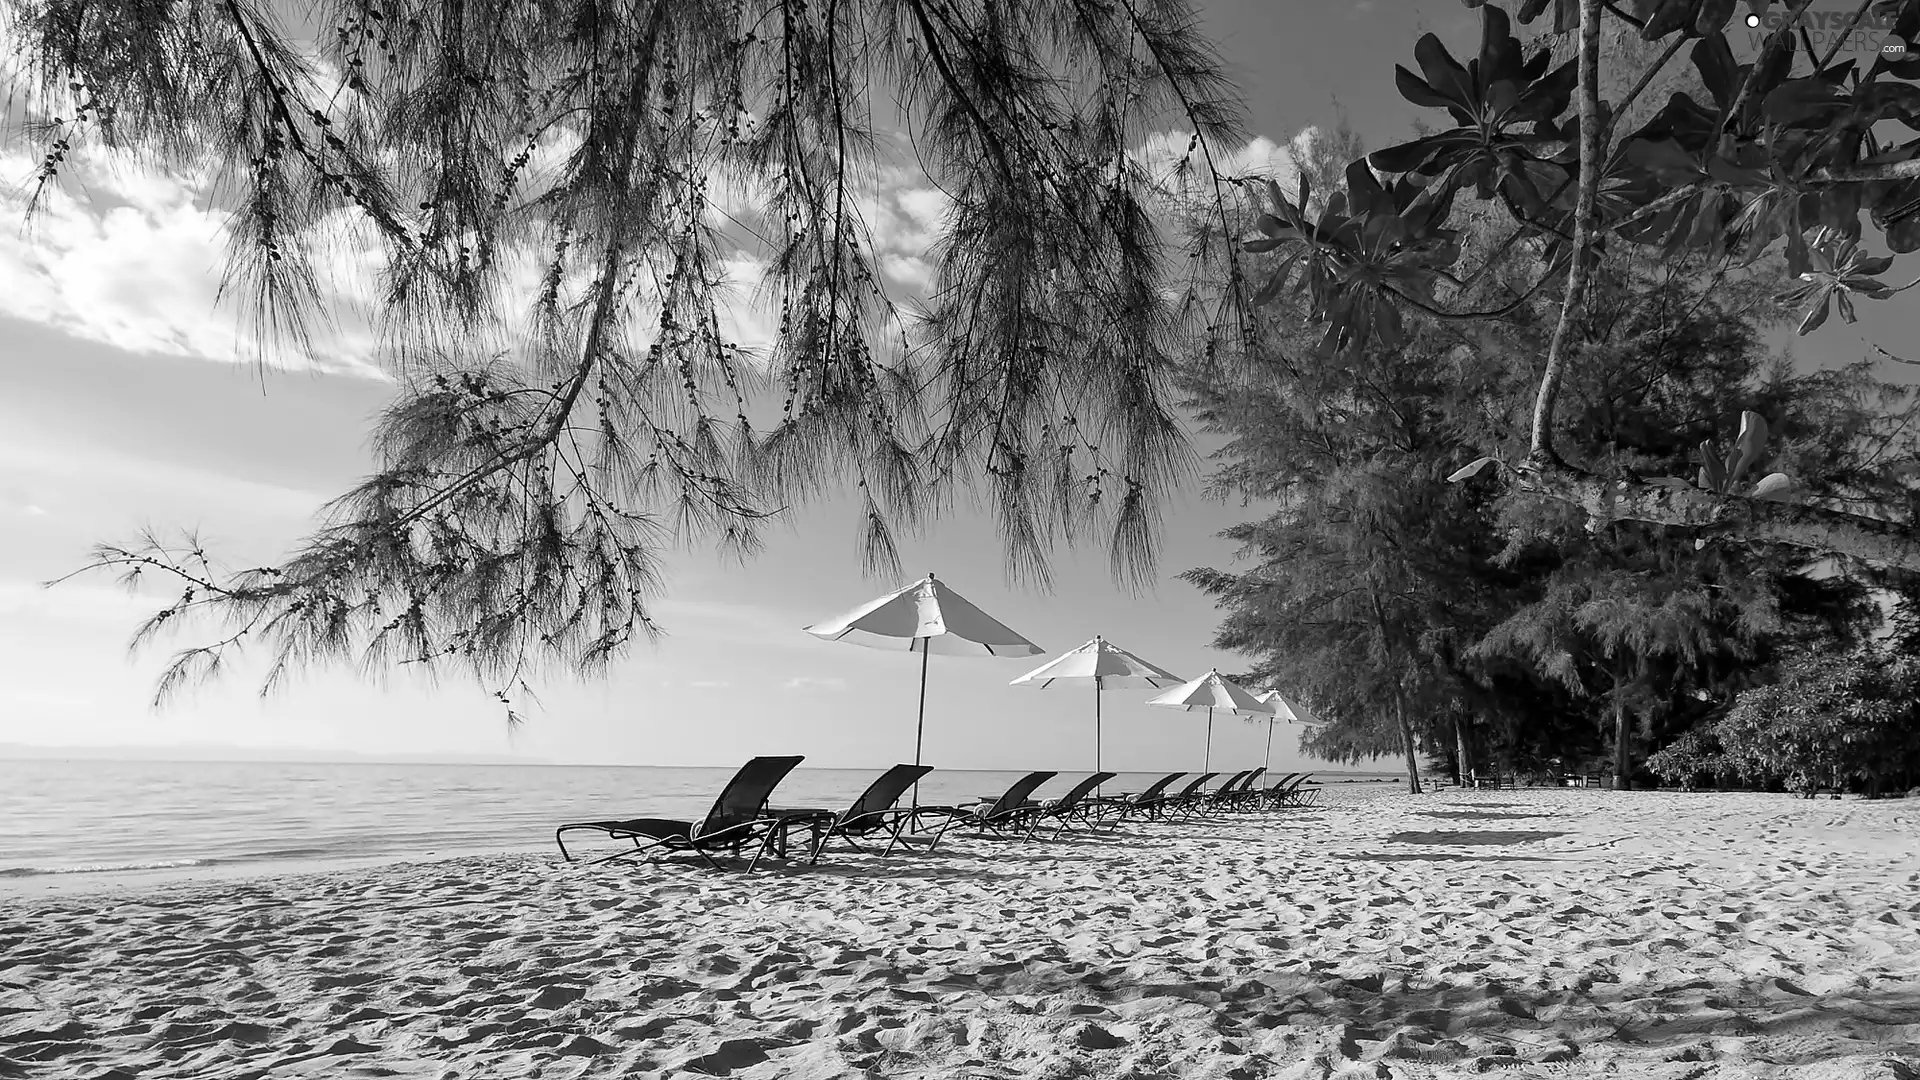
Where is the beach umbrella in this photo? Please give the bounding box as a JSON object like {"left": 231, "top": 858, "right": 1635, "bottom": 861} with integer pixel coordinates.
{"left": 803, "top": 573, "right": 1042, "bottom": 799}
{"left": 1253, "top": 688, "right": 1323, "bottom": 772}
{"left": 1010, "top": 636, "right": 1184, "bottom": 783}
{"left": 1147, "top": 669, "right": 1274, "bottom": 772}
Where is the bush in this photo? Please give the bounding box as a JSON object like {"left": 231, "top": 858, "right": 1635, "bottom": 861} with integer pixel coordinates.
{"left": 1646, "top": 727, "right": 1728, "bottom": 791}
{"left": 1713, "top": 650, "right": 1920, "bottom": 798}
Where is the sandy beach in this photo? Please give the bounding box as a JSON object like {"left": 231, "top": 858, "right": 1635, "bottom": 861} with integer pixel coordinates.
{"left": 4, "top": 788, "right": 1918, "bottom": 1079}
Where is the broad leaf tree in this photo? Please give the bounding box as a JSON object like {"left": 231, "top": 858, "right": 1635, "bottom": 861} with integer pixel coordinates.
{"left": 1186, "top": 110, "right": 1904, "bottom": 787}
{"left": 1238, "top": 0, "right": 1920, "bottom": 572}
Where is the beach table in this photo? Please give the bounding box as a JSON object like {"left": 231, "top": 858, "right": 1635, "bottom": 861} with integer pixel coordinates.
{"left": 764, "top": 807, "right": 837, "bottom": 861}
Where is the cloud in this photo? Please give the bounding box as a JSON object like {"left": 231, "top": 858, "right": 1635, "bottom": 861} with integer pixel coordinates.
{"left": 781, "top": 675, "right": 848, "bottom": 692}
{"left": 1, "top": 124, "right": 1313, "bottom": 381}
{"left": 1, "top": 486, "right": 48, "bottom": 518}
{"left": 0, "top": 149, "right": 387, "bottom": 379}
{"left": 1133, "top": 129, "right": 1318, "bottom": 195}
{"left": 0, "top": 579, "right": 155, "bottom": 628}
{"left": 861, "top": 171, "right": 949, "bottom": 292}
{"left": 0, "top": 686, "right": 95, "bottom": 712}
{"left": 0, "top": 436, "right": 328, "bottom": 521}
{"left": 651, "top": 596, "right": 819, "bottom": 650}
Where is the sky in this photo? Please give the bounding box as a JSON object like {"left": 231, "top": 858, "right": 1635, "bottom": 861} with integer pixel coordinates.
{"left": 0, "top": 0, "right": 1909, "bottom": 774}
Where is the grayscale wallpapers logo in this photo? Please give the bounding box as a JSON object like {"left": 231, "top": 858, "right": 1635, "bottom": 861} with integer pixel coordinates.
{"left": 1744, "top": 9, "right": 1907, "bottom": 55}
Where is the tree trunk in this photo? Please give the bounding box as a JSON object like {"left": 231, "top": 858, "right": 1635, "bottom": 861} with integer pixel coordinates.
{"left": 1612, "top": 699, "right": 1632, "bottom": 791}
{"left": 1368, "top": 580, "right": 1423, "bottom": 795}
{"left": 1526, "top": 0, "right": 1602, "bottom": 462}
{"left": 1455, "top": 719, "right": 1472, "bottom": 787}
{"left": 1395, "top": 688, "right": 1424, "bottom": 795}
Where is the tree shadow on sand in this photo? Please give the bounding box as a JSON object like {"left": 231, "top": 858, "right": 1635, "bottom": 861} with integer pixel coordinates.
{"left": 943, "top": 962, "right": 1920, "bottom": 1073}
{"left": 1336, "top": 852, "right": 1567, "bottom": 863}
{"left": 1416, "top": 810, "right": 1556, "bottom": 821}
{"left": 1383, "top": 830, "right": 1572, "bottom": 846}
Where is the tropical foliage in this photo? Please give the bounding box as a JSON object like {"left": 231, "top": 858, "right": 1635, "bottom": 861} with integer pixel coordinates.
{"left": 1187, "top": 111, "right": 1912, "bottom": 791}
{"left": 1234, "top": 0, "right": 1920, "bottom": 573}
{"left": 1650, "top": 649, "right": 1920, "bottom": 796}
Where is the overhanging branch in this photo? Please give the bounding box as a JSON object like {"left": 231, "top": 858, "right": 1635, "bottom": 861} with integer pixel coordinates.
{"left": 1516, "top": 464, "right": 1920, "bottom": 572}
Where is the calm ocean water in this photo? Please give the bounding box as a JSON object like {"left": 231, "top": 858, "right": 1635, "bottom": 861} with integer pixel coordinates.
{"left": 0, "top": 759, "right": 1403, "bottom": 880}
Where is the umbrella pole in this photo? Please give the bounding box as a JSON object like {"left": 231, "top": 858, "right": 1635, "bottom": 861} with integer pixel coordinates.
{"left": 1265, "top": 719, "right": 1275, "bottom": 773}
{"left": 1204, "top": 707, "right": 1214, "bottom": 772}
{"left": 912, "top": 639, "right": 929, "bottom": 812}
{"left": 1094, "top": 677, "right": 1103, "bottom": 796}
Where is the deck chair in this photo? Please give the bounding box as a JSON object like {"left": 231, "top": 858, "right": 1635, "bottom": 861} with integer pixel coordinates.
{"left": 1243, "top": 771, "right": 1296, "bottom": 808}
{"left": 1189, "top": 769, "right": 1255, "bottom": 816}
{"left": 1141, "top": 772, "right": 1218, "bottom": 821}
{"left": 800, "top": 764, "right": 934, "bottom": 863}
{"left": 1027, "top": 772, "right": 1119, "bottom": 839}
{"left": 1289, "top": 775, "right": 1322, "bottom": 805}
{"left": 909, "top": 770, "right": 1058, "bottom": 852}
{"left": 555, "top": 755, "right": 804, "bottom": 870}
{"left": 1086, "top": 771, "right": 1187, "bottom": 825}
{"left": 1269, "top": 773, "right": 1320, "bottom": 807}
{"left": 1220, "top": 767, "right": 1267, "bottom": 810}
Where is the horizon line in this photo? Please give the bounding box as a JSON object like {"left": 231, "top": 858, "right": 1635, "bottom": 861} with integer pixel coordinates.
{"left": 0, "top": 751, "right": 1392, "bottom": 772}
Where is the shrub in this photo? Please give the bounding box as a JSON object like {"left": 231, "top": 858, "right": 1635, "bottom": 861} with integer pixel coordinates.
{"left": 1713, "top": 651, "right": 1920, "bottom": 797}
{"left": 1646, "top": 727, "right": 1728, "bottom": 791}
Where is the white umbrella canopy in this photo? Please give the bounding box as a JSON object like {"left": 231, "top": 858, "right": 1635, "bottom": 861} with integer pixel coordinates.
{"left": 1011, "top": 636, "right": 1185, "bottom": 688}
{"left": 1259, "top": 689, "right": 1328, "bottom": 727}
{"left": 803, "top": 574, "right": 1045, "bottom": 657}
{"left": 1147, "top": 669, "right": 1274, "bottom": 772}
{"left": 1252, "top": 688, "right": 1326, "bottom": 773}
{"left": 803, "top": 574, "right": 1042, "bottom": 797}
{"left": 1010, "top": 636, "right": 1184, "bottom": 780}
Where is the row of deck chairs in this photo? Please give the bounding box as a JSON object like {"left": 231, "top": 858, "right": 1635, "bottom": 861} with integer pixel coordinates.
{"left": 555, "top": 758, "right": 1321, "bottom": 871}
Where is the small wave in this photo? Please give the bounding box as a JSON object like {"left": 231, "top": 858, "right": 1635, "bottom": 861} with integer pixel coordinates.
{"left": 237, "top": 846, "right": 340, "bottom": 861}
{"left": 0, "top": 844, "right": 400, "bottom": 879}
{"left": 0, "top": 858, "right": 215, "bottom": 878}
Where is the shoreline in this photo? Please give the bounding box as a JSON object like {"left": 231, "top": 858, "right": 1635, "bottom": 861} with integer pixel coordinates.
{"left": 0, "top": 778, "right": 1885, "bottom": 901}
{"left": 7, "top": 789, "right": 1916, "bottom": 1079}
{"left": 0, "top": 846, "right": 551, "bottom": 899}
{"left": 0, "top": 775, "right": 1407, "bottom": 894}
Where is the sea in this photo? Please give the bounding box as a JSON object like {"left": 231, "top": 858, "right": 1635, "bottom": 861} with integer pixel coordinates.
{"left": 0, "top": 759, "right": 1403, "bottom": 885}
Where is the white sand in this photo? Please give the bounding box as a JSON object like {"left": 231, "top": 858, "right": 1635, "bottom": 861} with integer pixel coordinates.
{"left": 4, "top": 788, "right": 1918, "bottom": 1079}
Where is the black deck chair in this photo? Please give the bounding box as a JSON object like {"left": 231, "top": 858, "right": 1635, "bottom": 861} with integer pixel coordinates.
{"left": 1220, "top": 767, "right": 1268, "bottom": 810}
{"left": 1158, "top": 771, "right": 1222, "bottom": 819}
{"left": 800, "top": 764, "right": 935, "bottom": 863}
{"left": 1189, "top": 769, "right": 1255, "bottom": 816}
{"left": 1028, "top": 772, "right": 1119, "bottom": 839}
{"left": 910, "top": 770, "right": 1058, "bottom": 852}
{"left": 1279, "top": 773, "right": 1321, "bottom": 807}
{"left": 555, "top": 755, "right": 805, "bottom": 870}
{"left": 1261, "top": 772, "right": 1317, "bottom": 809}
{"left": 1247, "top": 771, "right": 1300, "bottom": 808}
{"left": 1086, "top": 771, "right": 1187, "bottom": 825}
{"left": 1125, "top": 772, "right": 1216, "bottom": 822}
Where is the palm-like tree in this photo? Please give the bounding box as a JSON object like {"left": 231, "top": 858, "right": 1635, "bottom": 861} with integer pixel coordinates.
{"left": 7, "top": 0, "right": 1247, "bottom": 706}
